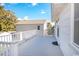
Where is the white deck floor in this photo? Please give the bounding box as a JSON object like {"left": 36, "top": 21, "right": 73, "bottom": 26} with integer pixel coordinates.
{"left": 18, "top": 35, "right": 63, "bottom": 56}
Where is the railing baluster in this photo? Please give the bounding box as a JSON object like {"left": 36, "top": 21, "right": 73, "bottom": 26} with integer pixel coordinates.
{"left": 6, "top": 43, "right": 8, "bottom": 56}
{"left": 0, "top": 44, "right": 2, "bottom": 53}
{"left": 7, "top": 35, "right": 9, "bottom": 42}
{"left": 9, "top": 35, "right": 10, "bottom": 42}
{"left": 1, "top": 36, "right": 2, "bottom": 42}
{"left": 4, "top": 35, "right": 6, "bottom": 42}
{"left": 12, "top": 34, "right": 14, "bottom": 42}
{"left": 3, "top": 36, "right": 5, "bottom": 42}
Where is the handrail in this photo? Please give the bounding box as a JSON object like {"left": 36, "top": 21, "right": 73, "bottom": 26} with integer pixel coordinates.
{"left": 0, "top": 30, "right": 38, "bottom": 56}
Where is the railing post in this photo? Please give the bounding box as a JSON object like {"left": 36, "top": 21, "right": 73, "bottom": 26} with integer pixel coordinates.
{"left": 20, "top": 32, "right": 23, "bottom": 41}
{"left": 10, "top": 43, "right": 18, "bottom": 56}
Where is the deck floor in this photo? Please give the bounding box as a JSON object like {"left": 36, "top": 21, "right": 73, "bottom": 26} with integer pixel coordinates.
{"left": 18, "top": 35, "right": 63, "bottom": 56}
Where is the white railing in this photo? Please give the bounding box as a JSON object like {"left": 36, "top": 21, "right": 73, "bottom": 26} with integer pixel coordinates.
{"left": 0, "top": 30, "right": 38, "bottom": 56}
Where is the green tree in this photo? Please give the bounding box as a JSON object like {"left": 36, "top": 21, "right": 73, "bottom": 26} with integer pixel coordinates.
{"left": 0, "top": 6, "right": 17, "bottom": 32}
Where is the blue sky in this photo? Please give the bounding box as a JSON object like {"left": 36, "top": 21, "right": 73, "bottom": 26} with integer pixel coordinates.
{"left": 4, "top": 3, "right": 51, "bottom": 20}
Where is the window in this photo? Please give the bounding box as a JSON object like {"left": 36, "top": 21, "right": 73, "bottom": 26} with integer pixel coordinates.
{"left": 57, "top": 26, "right": 59, "bottom": 37}
{"left": 37, "top": 26, "right": 40, "bottom": 30}
{"left": 74, "top": 19, "right": 79, "bottom": 45}
{"left": 73, "top": 3, "right": 79, "bottom": 46}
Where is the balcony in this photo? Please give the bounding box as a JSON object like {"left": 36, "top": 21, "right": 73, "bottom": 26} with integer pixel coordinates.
{"left": 0, "top": 30, "right": 63, "bottom": 56}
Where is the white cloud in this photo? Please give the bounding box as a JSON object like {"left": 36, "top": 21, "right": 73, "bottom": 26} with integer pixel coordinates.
{"left": 41, "top": 10, "right": 47, "bottom": 14}
{"left": 24, "top": 16, "right": 29, "bottom": 20}
{"left": 32, "top": 3, "right": 37, "bottom": 6}
{"left": 0, "top": 3, "right": 5, "bottom": 6}
{"left": 17, "top": 18, "right": 22, "bottom": 20}
{"left": 18, "top": 16, "right": 29, "bottom": 20}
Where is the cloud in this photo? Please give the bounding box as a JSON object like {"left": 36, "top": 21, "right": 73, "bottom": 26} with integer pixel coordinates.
{"left": 0, "top": 3, "right": 5, "bottom": 6}
{"left": 17, "top": 16, "right": 29, "bottom": 20}
{"left": 41, "top": 10, "right": 47, "bottom": 14}
{"left": 24, "top": 16, "right": 29, "bottom": 20}
{"left": 32, "top": 3, "right": 37, "bottom": 6}
{"left": 17, "top": 18, "right": 22, "bottom": 20}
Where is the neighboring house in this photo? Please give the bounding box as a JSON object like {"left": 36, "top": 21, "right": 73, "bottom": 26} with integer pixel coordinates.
{"left": 16, "top": 20, "right": 46, "bottom": 35}
{"left": 52, "top": 3, "right": 79, "bottom": 55}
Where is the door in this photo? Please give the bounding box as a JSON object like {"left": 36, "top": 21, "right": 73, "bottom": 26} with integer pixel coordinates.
{"left": 37, "top": 26, "right": 40, "bottom": 30}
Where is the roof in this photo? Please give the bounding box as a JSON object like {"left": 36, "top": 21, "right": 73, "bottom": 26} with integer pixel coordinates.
{"left": 16, "top": 20, "right": 46, "bottom": 25}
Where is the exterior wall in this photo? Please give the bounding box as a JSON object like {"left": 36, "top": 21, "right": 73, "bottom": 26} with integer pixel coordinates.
{"left": 53, "top": 3, "right": 67, "bottom": 21}
{"left": 16, "top": 24, "right": 44, "bottom": 35}
{"left": 54, "top": 4, "right": 79, "bottom": 55}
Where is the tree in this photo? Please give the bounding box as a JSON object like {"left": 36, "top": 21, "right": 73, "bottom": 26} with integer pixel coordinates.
{"left": 47, "top": 22, "right": 54, "bottom": 35}
{"left": 0, "top": 6, "right": 17, "bottom": 32}
{"left": 0, "top": 24, "right": 2, "bottom": 31}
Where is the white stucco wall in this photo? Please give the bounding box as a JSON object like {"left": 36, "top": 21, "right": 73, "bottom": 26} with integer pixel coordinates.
{"left": 55, "top": 4, "right": 79, "bottom": 56}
